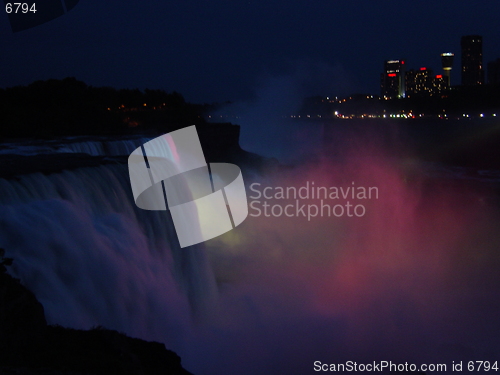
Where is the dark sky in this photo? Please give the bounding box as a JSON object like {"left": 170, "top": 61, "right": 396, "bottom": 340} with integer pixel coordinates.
{"left": 1, "top": 0, "right": 499, "bottom": 103}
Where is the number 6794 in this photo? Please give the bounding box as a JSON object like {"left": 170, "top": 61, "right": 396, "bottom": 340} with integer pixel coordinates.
{"left": 5, "top": 3, "right": 37, "bottom": 14}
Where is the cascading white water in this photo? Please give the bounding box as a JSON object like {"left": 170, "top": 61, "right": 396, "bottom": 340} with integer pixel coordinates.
{"left": 0, "top": 137, "right": 152, "bottom": 156}
{"left": 56, "top": 138, "right": 153, "bottom": 156}
{"left": 0, "top": 163, "right": 217, "bottom": 348}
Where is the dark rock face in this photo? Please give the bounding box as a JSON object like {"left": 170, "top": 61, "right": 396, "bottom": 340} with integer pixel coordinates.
{"left": 0, "top": 267, "right": 47, "bottom": 352}
{"left": 0, "top": 270, "right": 192, "bottom": 375}
{"left": 35, "top": 326, "right": 192, "bottom": 375}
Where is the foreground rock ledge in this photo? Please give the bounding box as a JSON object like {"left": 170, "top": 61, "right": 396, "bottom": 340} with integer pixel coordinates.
{"left": 0, "top": 270, "right": 193, "bottom": 375}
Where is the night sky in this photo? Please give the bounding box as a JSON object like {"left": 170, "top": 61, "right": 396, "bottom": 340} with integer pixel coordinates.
{"left": 1, "top": 0, "right": 499, "bottom": 103}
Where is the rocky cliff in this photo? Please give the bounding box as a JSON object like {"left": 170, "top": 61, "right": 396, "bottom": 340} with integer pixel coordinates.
{"left": 0, "top": 251, "right": 192, "bottom": 375}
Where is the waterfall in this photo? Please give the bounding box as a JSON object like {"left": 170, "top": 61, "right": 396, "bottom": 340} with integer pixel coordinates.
{"left": 0, "top": 137, "right": 152, "bottom": 156}
{"left": 56, "top": 138, "right": 153, "bottom": 156}
{"left": 0, "top": 162, "right": 217, "bottom": 346}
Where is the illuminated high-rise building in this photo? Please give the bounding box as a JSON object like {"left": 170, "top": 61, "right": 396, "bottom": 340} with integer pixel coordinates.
{"left": 405, "top": 67, "right": 444, "bottom": 97}
{"left": 440, "top": 53, "right": 454, "bottom": 87}
{"left": 405, "top": 69, "right": 417, "bottom": 96}
{"left": 381, "top": 59, "right": 405, "bottom": 98}
{"left": 461, "top": 35, "right": 484, "bottom": 86}
{"left": 414, "top": 67, "right": 433, "bottom": 94}
{"left": 433, "top": 74, "right": 447, "bottom": 94}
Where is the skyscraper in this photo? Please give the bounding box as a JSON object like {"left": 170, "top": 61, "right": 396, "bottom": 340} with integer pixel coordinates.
{"left": 405, "top": 67, "right": 445, "bottom": 97}
{"left": 381, "top": 60, "right": 405, "bottom": 98}
{"left": 440, "top": 53, "right": 454, "bottom": 87}
{"left": 461, "top": 35, "right": 484, "bottom": 86}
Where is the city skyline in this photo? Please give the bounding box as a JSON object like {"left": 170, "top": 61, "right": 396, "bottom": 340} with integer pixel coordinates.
{"left": 380, "top": 34, "right": 499, "bottom": 99}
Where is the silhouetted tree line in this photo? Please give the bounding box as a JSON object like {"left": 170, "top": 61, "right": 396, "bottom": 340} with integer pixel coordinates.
{"left": 0, "top": 77, "right": 210, "bottom": 139}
